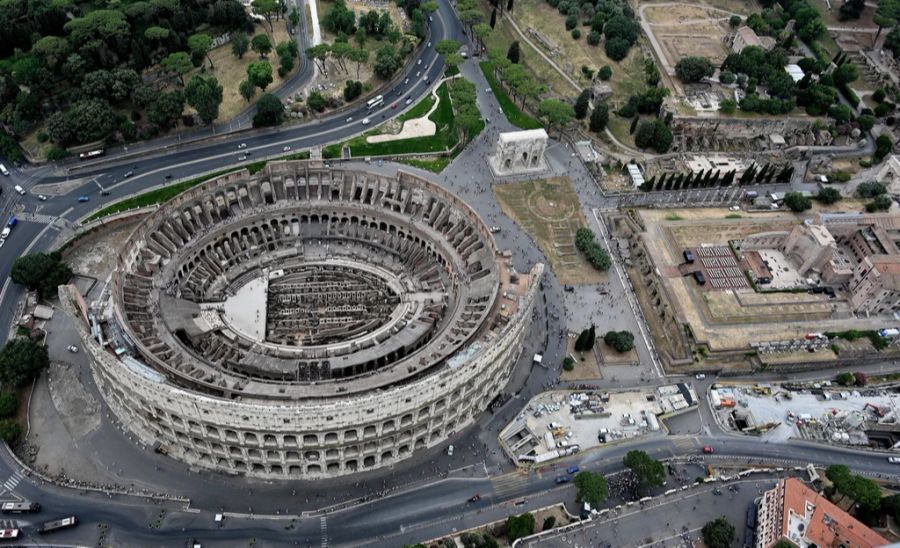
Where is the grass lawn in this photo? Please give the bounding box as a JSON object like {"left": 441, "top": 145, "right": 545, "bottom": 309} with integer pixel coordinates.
{"left": 399, "top": 91, "right": 436, "bottom": 121}
{"left": 493, "top": 177, "right": 606, "bottom": 285}
{"left": 398, "top": 157, "right": 451, "bottom": 172}
{"left": 344, "top": 83, "right": 457, "bottom": 156}
{"left": 84, "top": 151, "right": 309, "bottom": 222}
{"left": 479, "top": 62, "right": 543, "bottom": 130}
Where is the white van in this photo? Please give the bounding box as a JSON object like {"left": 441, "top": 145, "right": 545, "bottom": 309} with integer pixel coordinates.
{"left": 13, "top": 185, "right": 24, "bottom": 195}
{"left": 0, "top": 164, "right": 8, "bottom": 176}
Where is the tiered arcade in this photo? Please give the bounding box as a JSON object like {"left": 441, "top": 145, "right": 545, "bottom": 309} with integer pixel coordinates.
{"left": 65, "top": 162, "right": 542, "bottom": 479}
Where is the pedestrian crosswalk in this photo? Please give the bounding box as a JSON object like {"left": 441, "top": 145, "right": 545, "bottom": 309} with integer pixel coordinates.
{"left": 671, "top": 436, "right": 700, "bottom": 452}
{"left": 491, "top": 471, "right": 531, "bottom": 497}
{"left": 2, "top": 470, "right": 24, "bottom": 492}
{"left": 320, "top": 515, "right": 328, "bottom": 547}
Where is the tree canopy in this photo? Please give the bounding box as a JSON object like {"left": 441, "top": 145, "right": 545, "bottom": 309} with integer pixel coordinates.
{"left": 783, "top": 192, "right": 812, "bottom": 212}
{"left": 623, "top": 450, "right": 665, "bottom": 491}
{"left": 702, "top": 518, "right": 736, "bottom": 548}
{"left": 574, "top": 471, "right": 609, "bottom": 506}
{"left": 604, "top": 330, "right": 635, "bottom": 352}
{"left": 10, "top": 251, "right": 72, "bottom": 299}
{"left": 674, "top": 56, "right": 715, "bottom": 83}
{"left": 185, "top": 75, "right": 224, "bottom": 125}
{"left": 505, "top": 513, "right": 535, "bottom": 542}
{"left": 0, "top": 337, "right": 49, "bottom": 388}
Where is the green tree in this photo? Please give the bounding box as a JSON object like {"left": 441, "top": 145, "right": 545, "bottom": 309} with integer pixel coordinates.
{"left": 307, "top": 44, "right": 332, "bottom": 77}
{"left": 604, "top": 330, "right": 635, "bottom": 352}
{"left": 875, "top": 134, "right": 893, "bottom": 161}
{"left": 435, "top": 39, "right": 461, "bottom": 57}
{"left": 343, "top": 80, "right": 363, "bottom": 101}
{"left": 239, "top": 79, "right": 256, "bottom": 102}
{"left": 253, "top": 93, "right": 285, "bottom": 127}
{"left": 857, "top": 181, "right": 887, "bottom": 198}
{"left": 505, "top": 513, "right": 535, "bottom": 542}
{"left": 276, "top": 41, "right": 297, "bottom": 75}
{"left": 349, "top": 48, "right": 370, "bottom": 79}
{"left": 834, "top": 372, "right": 856, "bottom": 386}
{"left": 867, "top": 194, "right": 894, "bottom": 212}
{"left": 251, "top": 0, "right": 279, "bottom": 32}
{"left": 185, "top": 75, "right": 224, "bottom": 125}
{"left": 374, "top": 44, "right": 402, "bottom": 78}
{"left": 541, "top": 516, "right": 555, "bottom": 531}
{"left": 701, "top": 517, "right": 735, "bottom": 548}
{"left": 816, "top": 187, "right": 842, "bottom": 205}
{"left": 322, "top": 0, "right": 357, "bottom": 34}
{"left": 0, "top": 394, "right": 17, "bottom": 418}
{"left": 0, "top": 420, "right": 20, "bottom": 444}
{"left": 161, "top": 52, "right": 192, "bottom": 86}
{"left": 833, "top": 63, "right": 859, "bottom": 86}
{"left": 538, "top": 99, "right": 574, "bottom": 136}
{"left": 247, "top": 60, "right": 274, "bottom": 90}
{"left": 10, "top": 252, "right": 72, "bottom": 298}
{"left": 574, "top": 471, "right": 609, "bottom": 506}
{"left": 507, "top": 41, "right": 521, "bottom": 64}
{"left": 574, "top": 89, "right": 591, "bottom": 119}
{"left": 231, "top": 32, "right": 250, "bottom": 59}
{"left": 634, "top": 120, "right": 673, "bottom": 153}
{"left": 252, "top": 34, "right": 273, "bottom": 57}
{"left": 148, "top": 90, "right": 185, "bottom": 129}
{"left": 574, "top": 326, "right": 595, "bottom": 352}
{"left": 874, "top": 0, "right": 899, "bottom": 44}
{"left": 307, "top": 91, "right": 327, "bottom": 111}
{"left": 0, "top": 337, "right": 49, "bottom": 388}
{"left": 623, "top": 450, "right": 665, "bottom": 492}
{"left": 783, "top": 192, "right": 812, "bottom": 212}
{"left": 674, "top": 56, "right": 715, "bottom": 83}
{"left": 729, "top": 15, "right": 741, "bottom": 28}
{"left": 188, "top": 33, "right": 214, "bottom": 69}
{"left": 590, "top": 104, "right": 608, "bottom": 133}
{"left": 598, "top": 65, "right": 612, "bottom": 80}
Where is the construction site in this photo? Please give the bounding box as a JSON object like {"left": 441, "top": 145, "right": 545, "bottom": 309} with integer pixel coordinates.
{"left": 500, "top": 385, "right": 698, "bottom": 465}
{"left": 711, "top": 382, "right": 900, "bottom": 449}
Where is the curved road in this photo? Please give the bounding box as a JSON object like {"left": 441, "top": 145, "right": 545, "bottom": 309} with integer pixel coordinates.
{"left": 0, "top": 4, "right": 895, "bottom": 546}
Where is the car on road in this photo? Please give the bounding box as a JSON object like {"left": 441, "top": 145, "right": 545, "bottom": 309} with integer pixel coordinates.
{"left": 447, "top": 445, "right": 454, "bottom": 456}
{"left": 165, "top": 174, "right": 173, "bottom": 179}
{"left": 404, "top": 78, "right": 409, "bottom": 84}
{"left": 67, "top": 345, "right": 78, "bottom": 353}
{"left": 391, "top": 102, "right": 397, "bottom": 109}
{"left": 238, "top": 155, "right": 247, "bottom": 161}
{"left": 283, "top": 146, "right": 291, "bottom": 152}
{"left": 889, "top": 457, "right": 900, "bottom": 464}
{"left": 468, "top": 494, "right": 481, "bottom": 502}
{"left": 416, "top": 71, "right": 421, "bottom": 77}
{"left": 428, "top": 41, "right": 432, "bottom": 47}
{"left": 77, "top": 196, "right": 89, "bottom": 202}
{"left": 237, "top": 143, "right": 247, "bottom": 149}
{"left": 563, "top": 285, "right": 575, "bottom": 293}
{"left": 417, "top": 59, "right": 422, "bottom": 65}
{"left": 486, "top": 88, "right": 492, "bottom": 93}
{"left": 489, "top": 226, "right": 501, "bottom": 233}
{"left": 362, "top": 118, "right": 370, "bottom": 125}
{"left": 123, "top": 170, "right": 134, "bottom": 178}
{"left": 695, "top": 373, "right": 706, "bottom": 380}
{"left": 405, "top": 97, "right": 412, "bottom": 105}
{"left": 555, "top": 476, "right": 571, "bottom": 484}
{"left": 37, "top": 195, "right": 46, "bottom": 201}
{"left": 567, "top": 466, "right": 580, "bottom": 474}
{"left": 101, "top": 191, "right": 110, "bottom": 196}
{"left": 346, "top": 116, "right": 353, "bottom": 122}
{"left": 703, "top": 446, "right": 714, "bottom": 454}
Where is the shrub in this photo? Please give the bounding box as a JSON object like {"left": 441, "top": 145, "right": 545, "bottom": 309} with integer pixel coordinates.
{"left": 587, "top": 30, "right": 601, "bottom": 45}
{"left": 0, "top": 394, "right": 17, "bottom": 418}
{"left": 816, "top": 187, "right": 841, "bottom": 204}
{"left": 542, "top": 516, "right": 556, "bottom": 530}
{"left": 598, "top": 65, "right": 612, "bottom": 81}
{"left": 562, "top": 357, "right": 575, "bottom": 371}
{"left": 574, "top": 228, "right": 612, "bottom": 270}
{"left": 783, "top": 192, "right": 812, "bottom": 212}
{"left": 571, "top": 29, "right": 581, "bottom": 39}
{"left": 0, "top": 420, "right": 20, "bottom": 444}
{"left": 857, "top": 181, "right": 887, "bottom": 198}
{"left": 866, "top": 195, "right": 893, "bottom": 212}
{"left": 604, "top": 330, "right": 635, "bottom": 352}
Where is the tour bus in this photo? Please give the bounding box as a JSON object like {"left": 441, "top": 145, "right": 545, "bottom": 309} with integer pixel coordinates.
{"left": 0, "top": 501, "right": 40, "bottom": 513}
{"left": 366, "top": 95, "right": 384, "bottom": 110}
{"left": 0, "top": 528, "right": 19, "bottom": 540}
{"left": 36, "top": 516, "right": 78, "bottom": 534}
{"left": 78, "top": 149, "right": 104, "bottom": 160}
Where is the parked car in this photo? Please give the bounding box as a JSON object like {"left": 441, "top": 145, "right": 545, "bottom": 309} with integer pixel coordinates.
{"left": 703, "top": 446, "right": 714, "bottom": 454}
{"left": 555, "top": 476, "right": 571, "bottom": 484}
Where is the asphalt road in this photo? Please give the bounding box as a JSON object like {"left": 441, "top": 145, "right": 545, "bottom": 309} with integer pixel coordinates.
{"left": 0, "top": 4, "right": 894, "bottom": 546}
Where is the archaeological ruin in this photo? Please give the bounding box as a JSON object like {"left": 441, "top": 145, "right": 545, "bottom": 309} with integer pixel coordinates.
{"left": 60, "top": 162, "right": 543, "bottom": 479}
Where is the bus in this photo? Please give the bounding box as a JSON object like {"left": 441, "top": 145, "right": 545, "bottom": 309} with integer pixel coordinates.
{"left": 0, "top": 528, "right": 19, "bottom": 540}
{"left": 1, "top": 501, "right": 40, "bottom": 513}
{"left": 78, "top": 149, "right": 104, "bottom": 160}
{"left": 36, "top": 516, "right": 78, "bottom": 534}
{"left": 366, "top": 95, "right": 384, "bottom": 110}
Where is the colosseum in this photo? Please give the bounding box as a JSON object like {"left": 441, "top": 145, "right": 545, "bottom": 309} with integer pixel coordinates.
{"left": 60, "top": 162, "right": 543, "bottom": 479}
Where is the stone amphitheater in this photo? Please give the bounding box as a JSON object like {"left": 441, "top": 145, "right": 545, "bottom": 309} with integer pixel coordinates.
{"left": 61, "top": 162, "right": 542, "bottom": 479}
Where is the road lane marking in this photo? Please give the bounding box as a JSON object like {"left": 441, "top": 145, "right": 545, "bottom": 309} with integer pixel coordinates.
{"left": 320, "top": 515, "right": 328, "bottom": 547}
